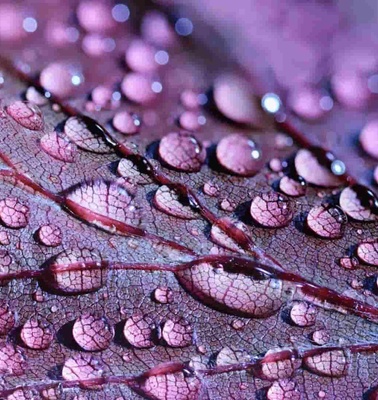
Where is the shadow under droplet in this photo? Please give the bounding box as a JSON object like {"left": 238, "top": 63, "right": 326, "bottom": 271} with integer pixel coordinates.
{"left": 56, "top": 320, "right": 81, "bottom": 351}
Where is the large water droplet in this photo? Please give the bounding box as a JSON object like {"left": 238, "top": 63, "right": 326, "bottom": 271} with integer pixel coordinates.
{"left": 20, "top": 318, "right": 53, "bottom": 349}
{"left": 216, "top": 134, "right": 263, "bottom": 176}
{"left": 123, "top": 313, "right": 155, "bottom": 348}
{"left": 161, "top": 317, "right": 193, "bottom": 347}
{"left": 37, "top": 224, "right": 62, "bottom": 247}
{"left": 121, "top": 73, "right": 157, "bottom": 104}
{"left": 64, "top": 116, "right": 111, "bottom": 154}
{"left": 153, "top": 287, "right": 173, "bottom": 304}
{"left": 307, "top": 204, "right": 347, "bottom": 239}
{"left": 259, "top": 349, "right": 301, "bottom": 380}
{"left": 215, "top": 346, "right": 249, "bottom": 366}
{"left": 303, "top": 349, "right": 348, "bottom": 377}
{"left": 62, "top": 354, "right": 103, "bottom": 389}
{"left": 153, "top": 185, "right": 198, "bottom": 219}
{"left": 339, "top": 184, "right": 378, "bottom": 221}
{"left": 158, "top": 132, "right": 206, "bottom": 172}
{"left": 42, "top": 248, "right": 106, "bottom": 294}
{"left": 0, "top": 344, "right": 25, "bottom": 375}
{"left": 0, "top": 301, "right": 15, "bottom": 335}
{"left": 213, "top": 74, "right": 262, "bottom": 125}
{"left": 267, "top": 379, "right": 301, "bottom": 400}
{"left": 6, "top": 101, "right": 44, "bottom": 131}
{"left": 357, "top": 239, "right": 378, "bottom": 266}
{"left": 0, "top": 197, "right": 30, "bottom": 229}
{"left": 290, "top": 302, "right": 317, "bottom": 326}
{"left": 360, "top": 120, "right": 378, "bottom": 159}
{"left": 176, "top": 261, "right": 284, "bottom": 318}
{"left": 73, "top": 313, "right": 114, "bottom": 351}
{"left": 40, "top": 131, "right": 77, "bottom": 163}
{"left": 294, "top": 147, "right": 344, "bottom": 187}
{"left": 250, "top": 192, "right": 294, "bottom": 228}
{"left": 113, "top": 111, "right": 140, "bottom": 135}
{"left": 279, "top": 174, "right": 307, "bottom": 197}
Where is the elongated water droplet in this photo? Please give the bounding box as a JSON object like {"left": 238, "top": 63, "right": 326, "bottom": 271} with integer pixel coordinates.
{"left": 37, "top": 224, "right": 62, "bottom": 247}
{"left": 158, "top": 132, "right": 206, "bottom": 172}
{"left": 290, "top": 302, "right": 317, "bottom": 326}
{"left": 62, "top": 354, "right": 103, "bottom": 389}
{"left": 0, "top": 197, "right": 29, "bottom": 229}
{"left": 123, "top": 313, "right": 155, "bottom": 348}
{"left": 339, "top": 184, "right": 378, "bottom": 221}
{"left": 279, "top": 174, "right": 307, "bottom": 197}
{"left": 73, "top": 313, "right": 114, "bottom": 351}
{"left": 117, "top": 158, "right": 151, "bottom": 185}
{"left": 6, "top": 101, "right": 44, "bottom": 131}
{"left": 210, "top": 218, "right": 249, "bottom": 252}
{"left": 357, "top": 239, "right": 378, "bottom": 266}
{"left": 216, "top": 134, "right": 263, "bottom": 176}
{"left": 0, "top": 301, "right": 15, "bottom": 335}
{"left": 307, "top": 204, "right": 347, "bottom": 239}
{"left": 303, "top": 349, "right": 348, "bottom": 377}
{"left": 20, "top": 318, "right": 53, "bottom": 349}
{"left": 161, "top": 317, "right": 193, "bottom": 347}
{"left": 267, "top": 379, "right": 301, "bottom": 400}
{"left": 250, "top": 192, "right": 294, "bottom": 228}
{"left": 40, "top": 131, "right": 77, "bottom": 163}
{"left": 0, "top": 344, "right": 25, "bottom": 375}
{"left": 215, "top": 346, "right": 249, "bottom": 366}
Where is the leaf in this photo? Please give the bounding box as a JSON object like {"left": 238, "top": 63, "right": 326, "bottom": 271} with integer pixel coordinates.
{"left": 0, "top": 1, "right": 377, "bottom": 399}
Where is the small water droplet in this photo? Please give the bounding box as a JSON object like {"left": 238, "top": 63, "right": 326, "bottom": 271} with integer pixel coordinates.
{"left": 158, "top": 132, "right": 206, "bottom": 172}
{"left": 0, "top": 250, "right": 17, "bottom": 286}
{"left": 339, "top": 256, "right": 359, "bottom": 270}
{"left": 123, "top": 313, "right": 155, "bottom": 348}
{"left": 203, "top": 180, "right": 219, "bottom": 197}
{"left": 0, "top": 231, "right": 10, "bottom": 245}
{"left": 311, "top": 329, "right": 330, "bottom": 345}
{"left": 6, "top": 101, "right": 43, "bottom": 130}
{"left": 25, "top": 86, "right": 48, "bottom": 106}
{"left": 20, "top": 318, "right": 53, "bottom": 349}
{"left": 161, "top": 317, "right": 193, "bottom": 348}
{"left": 360, "top": 120, "right": 378, "bottom": 159}
{"left": 0, "top": 197, "right": 29, "bottom": 229}
{"left": 219, "top": 198, "right": 237, "bottom": 212}
{"left": 0, "top": 301, "right": 15, "bottom": 335}
{"left": 269, "top": 158, "right": 283, "bottom": 172}
{"left": 357, "top": 239, "right": 378, "bottom": 266}
{"left": 231, "top": 319, "right": 245, "bottom": 330}
{"left": 153, "top": 287, "right": 173, "bottom": 304}
{"left": 216, "top": 134, "right": 263, "bottom": 176}
{"left": 303, "top": 349, "right": 348, "bottom": 377}
{"left": 307, "top": 204, "right": 347, "bottom": 239}
{"left": 339, "top": 184, "right": 378, "bottom": 221}
{"left": 121, "top": 72, "right": 157, "bottom": 104}
{"left": 62, "top": 354, "right": 103, "bottom": 389}
{"left": 211, "top": 217, "right": 248, "bottom": 252}
{"left": 279, "top": 174, "right": 307, "bottom": 197}
{"left": 260, "top": 349, "right": 301, "bottom": 380}
{"left": 179, "top": 111, "right": 201, "bottom": 131}
{"left": 290, "top": 302, "right": 317, "bottom": 327}
{"left": 113, "top": 111, "right": 140, "bottom": 135}
{"left": 250, "top": 191, "right": 293, "bottom": 228}
{"left": 73, "top": 314, "right": 114, "bottom": 351}
{"left": 267, "top": 379, "right": 301, "bottom": 400}
{"left": 37, "top": 224, "right": 62, "bottom": 247}
{"left": 215, "top": 346, "right": 249, "bottom": 366}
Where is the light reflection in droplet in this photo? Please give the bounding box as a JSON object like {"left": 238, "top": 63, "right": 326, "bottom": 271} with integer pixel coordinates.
{"left": 71, "top": 75, "right": 82, "bottom": 86}
{"left": 251, "top": 149, "right": 261, "bottom": 160}
{"left": 66, "top": 27, "right": 80, "bottom": 43}
{"left": 23, "top": 17, "right": 38, "bottom": 33}
{"left": 155, "top": 50, "right": 169, "bottom": 65}
{"left": 175, "top": 18, "right": 193, "bottom": 36}
{"left": 261, "top": 93, "right": 281, "bottom": 114}
{"left": 368, "top": 74, "right": 378, "bottom": 94}
{"left": 198, "top": 115, "right": 206, "bottom": 125}
{"left": 151, "top": 81, "right": 163, "bottom": 93}
{"left": 331, "top": 160, "right": 346, "bottom": 175}
{"left": 112, "top": 91, "right": 121, "bottom": 101}
{"left": 112, "top": 4, "right": 130, "bottom": 22}
{"left": 319, "top": 96, "right": 333, "bottom": 111}
{"left": 197, "top": 93, "right": 208, "bottom": 105}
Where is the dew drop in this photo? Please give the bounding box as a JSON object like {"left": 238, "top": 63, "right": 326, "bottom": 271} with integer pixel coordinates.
{"left": 307, "top": 204, "right": 347, "bottom": 239}
{"left": 158, "top": 132, "right": 206, "bottom": 172}
{"left": 288, "top": 86, "right": 328, "bottom": 120}
{"left": 339, "top": 256, "right": 359, "bottom": 270}
{"left": 290, "top": 302, "right": 317, "bottom": 327}
{"left": 0, "top": 197, "right": 29, "bottom": 229}
{"left": 216, "top": 134, "right": 263, "bottom": 176}
{"left": 0, "top": 231, "right": 10, "bottom": 245}
{"left": 20, "top": 318, "right": 53, "bottom": 349}
{"left": 267, "top": 379, "right": 301, "bottom": 400}
{"left": 279, "top": 174, "right": 307, "bottom": 197}
{"left": 0, "top": 250, "right": 17, "bottom": 286}
{"left": 40, "top": 62, "right": 78, "bottom": 99}
{"left": 37, "top": 224, "right": 62, "bottom": 247}
{"left": 40, "top": 386, "right": 62, "bottom": 400}
{"left": 0, "top": 344, "right": 25, "bottom": 375}
{"left": 73, "top": 314, "right": 114, "bottom": 351}
{"left": 179, "top": 111, "right": 201, "bottom": 131}
{"left": 123, "top": 313, "right": 155, "bottom": 349}
{"left": 8, "top": 388, "right": 39, "bottom": 400}
{"left": 259, "top": 349, "right": 301, "bottom": 380}
{"left": 311, "top": 329, "right": 330, "bottom": 345}
{"left": 126, "top": 39, "right": 156, "bottom": 74}
{"left": 25, "top": 87, "right": 48, "bottom": 106}
{"left": 210, "top": 218, "right": 249, "bottom": 252}
{"left": 40, "top": 131, "right": 77, "bottom": 163}
{"left": 180, "top": 90, "right": 202, "bottom": 110}
{"left": 161, "top": 317, "right": 193, "bottom": 347}
{"left": 357, "top": 239, "right": 378, "bottom": 266}
{"left": 339, "top": 184, "right": 378, "bottom": 221}
{"left": 62, "top": 354, "right": 103, "bottom": 389}
{"left": 269, "top": 158, "right": 283, "bottom": 172}
{"left": 0, "top": 301, "right": 15, "bottom": 335}
{"left": 294, "top": 147, "right": 344, "bottom": 187}
{"left": 203, "top": 181, "right": 219, "bottom": 197}
{"left": 231, "top": 319, "right": 245, "bottom": 330}
{"left": 117, "top": 158, "right": 151, "bottom": 185}
{"left": 215, "top": 346, "right": 249, "bottom": 366}
{"left": 91, "top": 85, "right": 119, "bottom": 109}
{"left": 76, "top": 0, "right": 115, "bottom": 33}
{"left": 113, "top": 111, "right": 140, "bottom": 135}
{"left": 121, "top": 73, "right": 156, "bottom": 104}
{"left": 303, "top": 349, "right": 348, "bottom": 377}
{"left": 6, "top": 101, "right": 44, "bottom": 131}
{"left": 250, "top": 191, "right": 293, "bottom": 228}
{"left": 213, "top": 74, "right": 262, "bottom": 125}
{"left": 141, "top": 11, "right": 176, "bottom": 48}
{"left": 219, "top": 198, "right": 237, "bottom": 212}
{"left": 64, "top": 116, "right": 111, "bottom": 154}
{"left": 153, "top": 287, "right": 173, "bottom": 304}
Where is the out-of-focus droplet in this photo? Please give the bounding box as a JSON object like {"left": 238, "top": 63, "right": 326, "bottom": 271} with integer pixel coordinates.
{"left": 113, "top": 111, "right": 140, "bottom": 135}
{"left": 360, "top": 120, "right": 378, "bottom": 160}
{"left": 121, "top": 73, "right": 156, "bottom": 104}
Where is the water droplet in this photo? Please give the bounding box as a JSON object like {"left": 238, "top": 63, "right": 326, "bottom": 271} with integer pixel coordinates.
{"left": 203, "top": 181, "right": 219, "bottom": 197}
{"left": 176, "top": 261, "right": 284, "bottom": 318}
{"left": 311, "top": 329, "right": 330, "bottom": 345}
{"left": 215, "top": 346, "right": 249, "bottom": 366}
{"left": 158, "top": 132, "right": 206, "bottom": 172}
{"left": 121, "top": 73, "right": 156, "bottom": 104}
{"left": 175, "top": 17, "right": 193, "bottom": 36}
{"left": 37, "top": 224, "right": 62, "bottom": 247}
{"left": 267, "top": 379, "right": 301, "bottom": 400}
{"left": 179, "top": 111, "right": 201, "bottom": 131}
{"left": 303, "top": 349, "right": 348, "bottom": 377}
{"left": 269, "top": 158, "right": 283, "bottom": 172}
{"left": 0, "top": 4, "right": 25, "bottom": 42}
{"left": 126, "top": 39, "right": 157, "bottom": 74}
{"left": 339, "top": 184, "right": 378, "bottom": 221}
{"left": 64, "top": 116, "right": 111, "bottom": 154}
{"left": 213, "top": 74, "right": 262, "bottom": 125}
{"left": 180, "top": 90, "right": 202, "bottom": 110}
{"left": 117, "top": 158, "right": 151, "bottom": 185}
{"left": 0, "top": 301, "right": 15, "bottom": 335}
{"left": 76, "top": 0, "right": 115, "bottom": 33}
{"left": 153, "top": 287, "right": 173, "bottom": 304}
{"left": 210, "top": 218, "right": 249, "bottom": 252}
{"left": 307, "top": 204, "right": 347, "bottom": 239}
{"left": 42, "top": 248, "right": 106, "bottom": 294}
{"left": 20, "top": 318, "right": 53, "bottom": 349}
{"left": 62, "top": 354, "right": 103, "bottom": 389}
{"left": 141, "top": 11, "right": 176, "bottom": 48}
{"left": 0, "top": 250, "right": 17, "bottom": 286}
{"left": 279, "top": 174, "right": 307, "bottom": 197}
{"left": 259, "top": 349, "right": 301, "bottom": 380}
{"left": 155, "top": 50, "right": 169, "bottom": 66}
{"left": 161, "top": 317, "right": 193, "bottom": 347}
{"left": 40, "top": 385, "right": 62, "bottom": 400}
{"left": 112, "top": 3, "right": 130, "bottom": 22}
{"left": 123, "top": 313, "right": 155, "bottom": 348}
{"left": 91, "top": 85, "right": 119, "bottom": 109}
{"left": 231, "top": 319, "right": 245, "bottom": 330}
{"left": 0, "top": 231, "right": 10, "bottom": 245}
{"left": 6, "top": 101, "right": 44, "bottom": 131}
{"left": 216, "top": 134, "right": 263, "bottom": 176}
{"left": 0, "top": 344, "right": 25, "bottom": 375}
{"left": 25, "top": 87, "right": 48, "bottom": 106}
{"left": 0, "top": 197, "right": 30, "bottom": 229}
{"left": 287, "top": 86, "right": 328, "bottom": 120}
{"left": 219, "top": 198, "right": 237, "bottom": 212}
{"left": 339, "top": 256, "right": 359, "bottom": 270}
{"left": 250, "top": 192, "right": 293, "bottom": 228}
{"left": 294, "top": 147, "right": 344, "bottom": 187}
{"left": 73, "top": 314, "right": 114, "bottom": 351}
{"left": 290, "top": 302, "right": 317, "bottom": 327}
{"left": 357, "top": 239, "right": 378, "bottom": 266}
{"left": 113, "top": 111, "right": 140, "bottom": 135}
